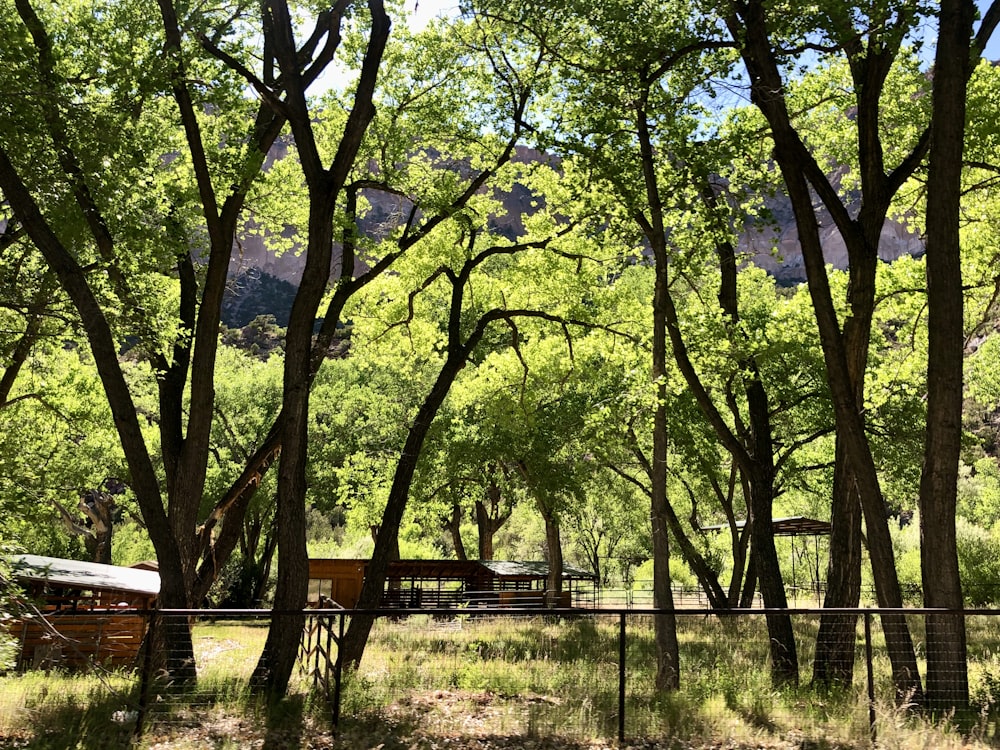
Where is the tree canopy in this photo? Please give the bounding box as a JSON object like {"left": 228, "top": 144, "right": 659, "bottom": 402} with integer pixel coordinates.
{"left": 2, "top": 0, "right": 1000, "bottom": 712}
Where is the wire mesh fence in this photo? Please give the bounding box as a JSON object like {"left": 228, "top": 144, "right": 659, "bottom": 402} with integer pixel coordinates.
{"left": 4, "top": 606, "right": 1000, "bottom": 748}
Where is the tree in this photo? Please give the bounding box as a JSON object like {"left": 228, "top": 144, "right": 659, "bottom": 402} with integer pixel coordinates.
{"left": 0, "top": 344, "right": 134, "bottom": 559}
{"left": 0, "top": 0, "right": 380, "bottom": 684}
{"left": 203, "top": 347, "right": 285, "bottom": 607}
{"left": 918, "top": 0, "right": 975, "bottom": 711}
{"left": 337, "top": 139, "right": 607, "bottom": 665}
{"left": 723, "top": 0, "right": 936, "bottom": 698}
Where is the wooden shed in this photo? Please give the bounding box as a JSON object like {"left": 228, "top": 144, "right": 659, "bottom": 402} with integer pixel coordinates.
{"left": 307, "top": 558, "right": 596, "bottom": 610}
{"left": 7, "top": 554, "right": 159, "bottom": 670}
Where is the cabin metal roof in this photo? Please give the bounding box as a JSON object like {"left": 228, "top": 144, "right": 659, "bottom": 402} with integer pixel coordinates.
{"left": 8, "top": 554, "right": 161, "bottom": 597}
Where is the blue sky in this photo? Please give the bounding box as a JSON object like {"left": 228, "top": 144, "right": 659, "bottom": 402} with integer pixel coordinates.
{"left": 406, "top": 0, "right": 1000, "bottom": 58}
{"left": 314, "top": 1, "right": 1000, "bottom": 95}
{"left": 977, "top": 0, "right": 1000, "bottom": 59}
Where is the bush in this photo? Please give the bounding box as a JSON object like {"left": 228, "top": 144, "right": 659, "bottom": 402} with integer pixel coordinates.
{"left": 957, "top": 518, "right": 1000, "bottom": 607}
{"left": 894, "top": 514, "right": 1000, "bottom": 606}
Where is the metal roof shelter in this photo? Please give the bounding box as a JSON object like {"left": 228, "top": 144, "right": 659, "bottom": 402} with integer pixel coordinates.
{"left": 9, "top": 554, "right": 161, "bottom": 598}
{"left": 478, "top": 560, "right": 596, "bottom": 579}
{"left": 700, "top": 516, "right": 831, "bottom": 605}
{"left": 308, "top": 558, "right": 596, "bottom": 609}
{"left": 6, "top": 554, "right": 160, "bottom": 671}
{"left": 699, "top": 516, "right": 831, "bottom": 536}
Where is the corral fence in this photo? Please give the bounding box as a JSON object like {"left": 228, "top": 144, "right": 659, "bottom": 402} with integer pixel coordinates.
{"left": 4, "top": 606, "right": 1000, "bottom": 747}
{"left": 292, "top": 606, "right": 976, "bottom": 743}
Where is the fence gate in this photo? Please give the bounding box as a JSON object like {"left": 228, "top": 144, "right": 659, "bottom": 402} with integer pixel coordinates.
{"left": 299, "top": 605, "right": 343, "bottom": 723}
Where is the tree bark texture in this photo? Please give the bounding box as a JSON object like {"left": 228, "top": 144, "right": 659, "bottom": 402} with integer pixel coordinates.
{"left": 448, "top": 504, "right": 468, "bottom": 561}
{"left": 812, "top": 440, "right": 862, "bottom": 688}
{"left": 476, "top": 469, "right": 511, "bottom": 560}
{"left": 920, "top": 0, "right": 974, "bottom": 711}
{"left": 537, "top": 495, "right": 565, "bottom": 605}
{"left": 651, "top": 239, "right": 680, "bottom": 691}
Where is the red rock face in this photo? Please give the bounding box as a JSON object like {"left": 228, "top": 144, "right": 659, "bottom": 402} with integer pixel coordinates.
{"left": 224, "top": 144, "right": 925, "bottom": 308}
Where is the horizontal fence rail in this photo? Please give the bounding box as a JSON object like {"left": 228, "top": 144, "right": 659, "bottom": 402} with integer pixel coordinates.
{"left": 3, "top": 606, "right": 999, "bottom": 748}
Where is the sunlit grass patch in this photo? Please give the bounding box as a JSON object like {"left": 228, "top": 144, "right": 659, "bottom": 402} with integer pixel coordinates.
{"left": 4, "top": 613, "right": 1000, "bottom": 748}
{"left": 0, "top": 669, "right": 138, "bottom": 749}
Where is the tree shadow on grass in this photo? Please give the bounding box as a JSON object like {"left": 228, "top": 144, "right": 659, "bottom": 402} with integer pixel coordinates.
{"left": 261, "top": 693, "right": 308, "bottom": 749}
{"left": 8, "top": 689, "right": 137, "bottom": 750}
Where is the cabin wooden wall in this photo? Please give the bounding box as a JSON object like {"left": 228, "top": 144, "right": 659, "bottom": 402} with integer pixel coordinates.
{"left": 307, "top": 559, "right": 364, "bottom": 609}
{"left": 13, "top": 609, "right": 150, "bottom": 670}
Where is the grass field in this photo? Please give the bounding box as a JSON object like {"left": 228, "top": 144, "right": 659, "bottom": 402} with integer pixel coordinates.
{"left": 3, "top": 612, "right": 1000, "bottom": 748}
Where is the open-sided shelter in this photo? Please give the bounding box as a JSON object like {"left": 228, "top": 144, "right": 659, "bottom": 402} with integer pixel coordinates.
{"left": 7, "top": 554, "right": 159, "bottom": 670}
{"left": 699, "top": 516, "right": 832, "bottom": 601}
{"left": 307, "top": 558, "right": 597, "bottom": 609}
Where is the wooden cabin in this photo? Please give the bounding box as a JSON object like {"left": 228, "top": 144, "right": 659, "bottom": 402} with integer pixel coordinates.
{"left": 307, "top": 558, "right": 597, "bottom": 610}
{"left": 7, "top": 554, "right": 159, "bottom": 670}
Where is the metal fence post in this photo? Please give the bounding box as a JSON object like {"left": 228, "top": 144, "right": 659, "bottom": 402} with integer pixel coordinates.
{"left": 864, "top": 611, "right": 876, "bottom": 744}
{"left": 619, "top": 612, "right": 626, "bottom": 743}
{"left": 324, "top": 612, "right": 334, "bottom": 692}
{"left": 333, "top": 611, "right": 345, "bottom": 729}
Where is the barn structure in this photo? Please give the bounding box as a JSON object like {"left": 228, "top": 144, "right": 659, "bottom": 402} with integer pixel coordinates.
{"left": 6, "top": 554, "right": 159, "bottom": 670}
{"left": 307, "top": 558, "right": 597, "bottom": 609}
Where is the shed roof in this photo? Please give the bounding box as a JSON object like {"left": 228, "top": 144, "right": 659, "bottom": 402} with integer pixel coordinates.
{"left": 699, "top": 516, "right": 831, "bottom": 536}
{"left": 383, "top": 559, "right": 486, "bottom": 579}
{"left": 8, "top": 554, "right": 161, "bottom": 597}
{"left": 479, "top": 560, "right": 597, "bottom": 580}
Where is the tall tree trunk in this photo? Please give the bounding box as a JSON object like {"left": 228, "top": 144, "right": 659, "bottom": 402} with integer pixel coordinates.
{"left": 0, "top": 148, "right": 198, "bottom": 683}
{"left": 651, "top": 237, "right": 680, "bottom": 691}
{"left": 727, "top": 0, "right": 926, "bottom": 703}
{"left": 740, "top": 549, "right": 758, "bottom": 608}
{"left": 724, "top": 471, "right": 752, "bottom": 607}
{"left": 476, "top": 469, "right": 511, "bottom": 559}
{"left": 729, "top": 521, "right": 752, "bottom": 607}
{"left": 715, "top": 197, "right": 797, "bottom": 682}
{"left": 812, "top": 441, "right": 862, "bottom": 688}
{"left": 661, "top": 500, "right": 728, "bottom": 610}
{"left": 619, "top": 446, "right": 729, "bottom": 610}
{"left": 251, "top": 0, "right": 390, "bottom": 695}
{"left": 537, "top": 495, "right": 564, "bottom": 606}
{"left": 785, "top": 159, "right": 923, "bottom": 702}
{"left": 341, "top": 350, "right": 475, "bottom": 668}
{"left": 476, "top": 500, "right": 497, "bottom": 560}
{"left": 631, "top": 78, "right": 682, "bottom": 692}
{"left": 920, "top": 0, "right": 974, "bottom": 711}
{"left": 747, "top": 468, "right": 798, "bottom": 684}
{"left": 447, "top": 503, "right": 468, "bottom": 560}
{"left": 812, "top": 236, "right": 876, "bottom": 688}
{"left": 254, "top": 191, "right": 333, "bottom": 693}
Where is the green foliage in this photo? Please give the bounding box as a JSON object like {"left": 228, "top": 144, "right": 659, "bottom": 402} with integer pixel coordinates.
{"left": 0, "top": 547, "right": 23, "bottom": 672}
{"left": 955, "top": 518, "right": 1000, "bottom": 607}
{"left": 0, "top": 345, "right": 131, "bottom": 557}
{"left": 969, "top": 337, "right": 1000, "bottom": 412}
{"left": 896, "top": 512, "right": 1000, "bottom": 606}
{"left": 958, "top": 459, "right": 1000, "bottom": 529}
{"left": 110, "top": 521, "right": 156, "bottom": 568}
{"left": 2, "top": 0, "right": 1000, "bottom": 662}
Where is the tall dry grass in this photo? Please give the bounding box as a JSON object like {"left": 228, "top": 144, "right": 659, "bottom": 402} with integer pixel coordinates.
{"left": 3, "top": 612, "right": 1000, "bottom": 748}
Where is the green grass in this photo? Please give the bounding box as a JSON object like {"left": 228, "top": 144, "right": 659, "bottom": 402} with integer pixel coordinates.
{"left": 4, "top": 613, "right": 1000, "bottom": 748}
